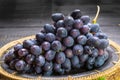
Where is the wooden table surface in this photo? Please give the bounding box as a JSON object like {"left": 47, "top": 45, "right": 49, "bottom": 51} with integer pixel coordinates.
{"left": 0, "top": 1, "right": 120, "bottom": 79}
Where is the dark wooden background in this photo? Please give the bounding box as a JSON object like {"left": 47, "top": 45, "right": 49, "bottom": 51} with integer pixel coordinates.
{"left": 0, "top": 0, "right": 120, "bottom": 79}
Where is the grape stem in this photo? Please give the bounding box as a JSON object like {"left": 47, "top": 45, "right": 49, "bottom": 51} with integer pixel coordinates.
{"left": 92, "top": 5, "right": 100, "bottom": 24}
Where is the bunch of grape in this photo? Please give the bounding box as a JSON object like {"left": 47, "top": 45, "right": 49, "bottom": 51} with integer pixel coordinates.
{"left": 4, "top": 9, "right": 109, "bottom": 76}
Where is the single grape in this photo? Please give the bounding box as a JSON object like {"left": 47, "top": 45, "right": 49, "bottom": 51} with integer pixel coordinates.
{"left": 14, "top": 44, "right": 23, "bottom": 51}
{"left": 9, "top": 59, "right": 19, "bottom": 69}
{"left": 73, "top": 44, "right": 83, "bottom": 55}
{"left": 80, "top": 25, "right": 90, "bottom": 35}
{"left": 51, "top": 13, "right": 64, "bottom": 22}
{"left": 87, "top": 36, "right": 100, "bottom": 47}
{"left": 23, "top": 39, "right": 35, "bottom": 49}
{"left": 63, "top": 36, "right": 74, "bottom": 47}
{"left": 77, "top": 35, "right": 87, "bottom": 45}
{"left": 4, "top": 50, "right": 15, "bottom": 63}
{"left": 94, "top": 32, "right": 108, "bottom": 39}
{"left": 25, "top": 54, "right": 35, "bottom": 64}
{"left": 56, "top": 27, "right": 68, "bottom": 38}
{"left": 15, "top": 60, "right": 26, "bottom": 71}
{"left": 70, "top": 29, "right": 80, "bottom": 38}
{"left": 18, "top": 48, "right": 28, "bottom": 57}
{"left": 44, "top": 24, "right": 55, "bottom": 33}
{"left": 79, "top": 54, "right": 89, "bottom": 63}
{"left": 71, "top": 56, "right": 80, "bottom": 68}
{"left": 45, "top": 50, "right": 56, "bottom": 61}
{"left": 45, "top": 33, "right": 56, "bottom": 42}
{"left": 56, "top": 20, "right": 64, "bottom": 28}
{"left": 87, "top": 57, "right": 95, "bottom": 65}
{"left": 30, "top": 45, "right": 42, "bottom": 56}
{"left": 35, "top": 55, "right": 45, "bottom": 67}
{"left": 91, "top": 48, "right": 99, "bottom": 57}
{"left": 70, "top": 9, "right": 82, "bottom": 19}
{"left": 65, "top": 49, "right": 73, "bottom": 58}
{"left": 73, "top": 19, "right": 83, "bottom": 29}
{"left": 62, "top": 58, "right": 71, "bottom": 72}
{"left": 98, "top": 39, "right": 109, "bottom": 49}
{"left": 94, "top": 55, "right": 105, "bottom": 68}
{"left": 56, "top": 52, "right": 66, "bottom": 64}
{"left": 51, "top": 40, "right": 62, "bottom": 52}
{"left": 35, "top": 66, "right": 42, "bottom": 74}
{"left": 36, "top": 32, "right": 45, "bottom": 43}
{"left": 81, "top": 15, "right": 90, "bottom": 25}
{"left": 64, "top": 16, "right": 74, "bottom": 31}
{"left": 24, "top": 64, "right": 31, "bottom": 73}
{"left": 86, "top": 33, "right": 93, "bottom": 38}
{"left": 90, "top": 23, "right": 100, "bottom": 34}
{"left": 54, "top": 63, "right": 65, "bottom": 75}
{"left": 41, "top": 41, "right": 51, "bottom": 51}
{"left": 43, "top": 61, "right": 53, "bottom": 72}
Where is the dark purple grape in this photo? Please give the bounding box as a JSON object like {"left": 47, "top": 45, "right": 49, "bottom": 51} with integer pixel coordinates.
{"left": 80, "top": 25, "right": 90, "bottom": 34}
{"left": 36, "top": 55, "right": 45, "bottom": 67}
{"left": 9, "top": 59, "right": 19, "bottom": 69}
{"left": 54, "top": 63, "right": 65, "bottom": 75}
{"left": 30, "top": 39, "right": 38, "bottom": 45}
{"left": 94, "top": 55, "right": 105, "bottom": 68}
{"left": 90, "top": 23, "right": 100, "bottom": 34}
{"left": 43, "top": 61, "right": 53, "bottom": 72}
{"left": 15, "top": 60, "right": 26, "bottom": 71}
{"left": 71, "top": 56, "right": 80, "bottom": 68}
{"left": 30, "top": 45, "right": 42, "bottom": 56}
{"left": 65, "top": 49, "right": 73, "bottom": 58}
{"left": 44, "top": 24, "right": 55, "bottom": 33}
{"left": 73, "top": 19, "right": 83, "bottom": 29}
{"left": 79, "top": 54, "right": 88, "bottom": 63}
{"left": 25, "top": 54, "right": 35, "bottom": 64}
{"left": 14, "top": 44, "right": 23, "bottom": 51}
{"left": 98, "top": 39, "right": 109, "bottom": 49}
{"left": 62, "top": 58, "right": 71, "bottom": 72}
{"left": 71, "top": 9, "right": 82, "bottom": 19}
{"left": 4, "top": 50, "right": 15, "bottom": 63}
{"left": 41, "top": 41, "right": 51, "bottom": 51}
{"left": 57, "top": 27, "right": 68, "bottom": 38}
{"left": 35, "top": 66, "right": 42, "bottom": 74}
{"left": 51, "top": 40, "right": 62, "bottom": 52}
{"left": 81, "top": 15, "right": 90, "bottom": 25}
{"left": 95, "top": 32, "right": 108, "bottom": 39}
{"left": 87, "top": 57, "right": 95, "bottom": 65}
{"left": 45, "top": 33, "right": 56, "bottom": 42}
{"left": 24, "top": 64, "right": 31, "bottom": 72}
{"left": 23, "top": 39, "right": 35, "bottom": 49}
{"left": 77, "top": 35, "right": 87, "bottom": 45}
{"left": 56, "top": 52, "right": 66, "bottom": 64}
{"left": 91, "top": 48, "right": 99, "bottom": 57}
{"left": 70, "top": 29, "right": 80, "bottom": 38}
{"left": 36, "top": 32, "right": 45, "bottom": 43}
{"left": 56, "top": 20, "right": 64, "bottom": 28}
{"left": 63, "top": 36, "right": 74, "bottom": 47}
{"left": 51, "top": 13, "right": 64, "bottom": 22}
{"left": 87, "top": 36, "right": 100, "bottom": 47}
{"left": 86, "top": 33, "right": 93, "bottom": 38}
{"left": 18, "top": 48, "right": 28, "bottom": 57}
{"left": 45, "top": 50, "right": 56, "bottom": 61}
{"left": 64, "top": 16, "right": 74, "bottom": 31}
{"left": 103, "top": 51, "right": 109, "bottom": 61}
{"left": 73, "top": 44, "right": 83, "bottom": 55}
{"left": 84, "top": 46, "right": 92, "bottom": 55}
